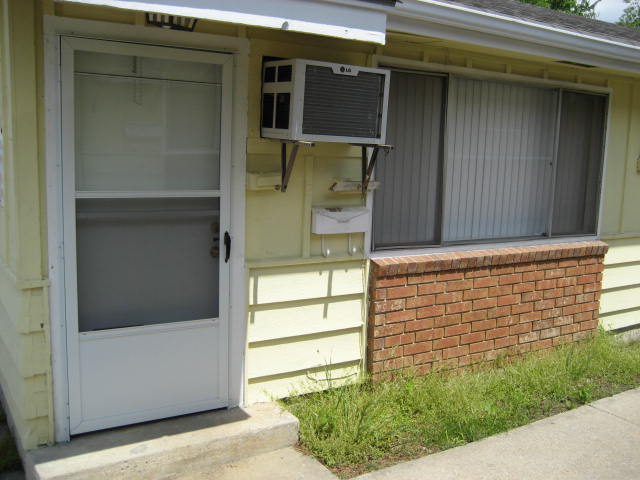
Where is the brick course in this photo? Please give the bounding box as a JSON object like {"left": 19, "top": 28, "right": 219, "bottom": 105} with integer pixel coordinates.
{"left": 367, "top": 241, "right": 608, "bottom": 378}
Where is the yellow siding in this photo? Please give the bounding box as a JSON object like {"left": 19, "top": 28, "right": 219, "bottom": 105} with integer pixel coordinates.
{"left": 248, "top": 329, "right": 362, "bottom": 379}
{"left": 246, "top": 361, "right": 361, "bottom": 403}
{"left": 248, "top": 296, "right": 363, "bottom": 343}
{"left": 248, "top": 262, "right": 365, "bottom": 305}
{"left": 245, "top": 260, "right": 366, "bottom": 403}
{"left": 242, "top": 34, "right": 373, "bottom": 401}
{"left": 600, "top": 238, "right": 640, "bottom": 331}
{"left": 0, "top": 0, "right": 52, "bottom": 450}
{"left": 600, "top": 77, "right": 640, "bottom": 332}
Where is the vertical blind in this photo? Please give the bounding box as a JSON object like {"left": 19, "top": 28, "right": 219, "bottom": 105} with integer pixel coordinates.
{"left": 444, "top": 77, "right": 558, "bottom": 242}
{"left": 373, "top": 71, "right": 607, "bottom": 250}
{"left": 552, "top": 91, "right": 606, "bottom": 235}
{"left": 373, "top": 71, "right": 445, "bottom": 247}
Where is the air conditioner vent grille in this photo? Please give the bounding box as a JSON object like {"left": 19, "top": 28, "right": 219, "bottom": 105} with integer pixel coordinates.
{"left": 302, "top": 65, "right": 384, "bottom": 138}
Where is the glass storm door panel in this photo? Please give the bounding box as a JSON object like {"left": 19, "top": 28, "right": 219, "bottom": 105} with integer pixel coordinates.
{"left": 62, "top": 38, "right": 232, "bottom": 435}
{"left": 74, "top": 51, "right": 222, "bottom": 192}
{"left": 75, "top": 197, "right": 220, "bottom": 331}
{"left": 74, "top": 56, "right": 223, "bottom": 329}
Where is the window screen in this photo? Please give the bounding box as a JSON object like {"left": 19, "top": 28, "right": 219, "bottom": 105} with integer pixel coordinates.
{"left": 444, "top": 78, "right": 557, "bottom": 242}
{"left": 373, "top": 71, "right": 445, "bottom": 248}
{"left": 373, "top": 72, "right": 607, "bottom": 250}
{"left": 552, "top": 91, "right": 606, "bottom": 235}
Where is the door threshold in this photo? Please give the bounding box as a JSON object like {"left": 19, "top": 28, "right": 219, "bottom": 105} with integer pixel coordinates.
{"left": 25, "top": 403, "right": 298, "bottom": 480}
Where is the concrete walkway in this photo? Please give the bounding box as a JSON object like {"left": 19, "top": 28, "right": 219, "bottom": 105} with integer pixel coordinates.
{"left": 188, "top": 387, "right": 640, "bottom": 480}
{"left": 356, "top": 387, "right": 640, "bottom": 480}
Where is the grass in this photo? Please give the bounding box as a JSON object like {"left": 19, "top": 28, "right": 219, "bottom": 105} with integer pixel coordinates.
{"left": 0, "top": 403, "right": 21, "bottom": 474}
{"left": 283, "top": 332, "right": 640, "bottom": 478}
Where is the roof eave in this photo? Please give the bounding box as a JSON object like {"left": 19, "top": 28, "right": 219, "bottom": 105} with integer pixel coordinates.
{"left": 326, "top": 0, "right": 640, "bottom": 75}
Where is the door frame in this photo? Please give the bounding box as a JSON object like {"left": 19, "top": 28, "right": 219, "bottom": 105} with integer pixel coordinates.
{"left": 43, "top": 15, "right": 249, "bottom": 442}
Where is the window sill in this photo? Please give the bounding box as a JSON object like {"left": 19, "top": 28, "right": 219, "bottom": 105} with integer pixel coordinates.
{"left": 369, "top": 238, "right": 609, "bottom": 277}
{"left": 370, "top": 236, "right": 600, "bottom": 260}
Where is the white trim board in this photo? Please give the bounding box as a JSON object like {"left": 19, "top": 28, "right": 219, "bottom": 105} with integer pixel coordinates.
{"left": 324, "top": 0, "right": 640, "bottom": 75}
{"left": 53, "top": 0, "right": 386, "bottom": 44}
{"left": 43, "top": 15, "right": 248, "bottom": 442}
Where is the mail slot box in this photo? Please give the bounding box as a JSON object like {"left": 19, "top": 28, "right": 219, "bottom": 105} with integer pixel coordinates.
{"left": 311, "top": 207, "right": 370, "bottom": 234}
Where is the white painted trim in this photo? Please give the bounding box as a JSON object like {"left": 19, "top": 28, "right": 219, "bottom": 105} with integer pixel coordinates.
{"left": 45, "top": 15, "right": 249, "bottom": 53}
{"left": 79, "top": 318, "right": 221, "bottom": 340}
{"left": 73, "top": 397, "right": 228, "bottom": 435}
{"left": 59, "top": 35, "right": 83, "bottom": 436}
{"left": 54, "top": 0, "right": 386, "bottom": 44}
{"left": 75, "top": 190, "right": 222, "bottom": 198}
{"left": 228, "top": 49, "right": 249, "bottom": 409}
{"left": 44, "top": 30, "right": 70, "bottom": 444}
{"left": 321, "top": 0, "right": 640, "bottom": 75}
{"left": 44, "top": 15, "right": 249, "bottom": 442}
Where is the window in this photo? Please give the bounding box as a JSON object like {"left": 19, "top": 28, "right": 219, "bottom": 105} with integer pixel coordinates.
{"left": 373, "top": 71, "right": 607, "bottom": 250}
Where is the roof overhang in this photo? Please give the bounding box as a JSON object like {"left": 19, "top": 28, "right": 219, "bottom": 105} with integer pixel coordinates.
{"left": 54, "top": 0, "right": 388, "bottom": 44}
{"left": 55, "top": 0, "right": 640, "bottom": 75}
{"left": 329, "top": 0, "right": 640, "bottom": 75}
{"left": 388, "top": 0, "right": 640, "bottom": 75}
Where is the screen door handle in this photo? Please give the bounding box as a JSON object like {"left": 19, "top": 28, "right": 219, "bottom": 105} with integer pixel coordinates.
{"left": 224, "top": 231, "right": 231, "bottom": 263}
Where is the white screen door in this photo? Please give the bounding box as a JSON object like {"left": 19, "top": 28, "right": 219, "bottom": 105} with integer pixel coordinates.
{"left": 60, "top": 37, "right": 233, "bottom": 435}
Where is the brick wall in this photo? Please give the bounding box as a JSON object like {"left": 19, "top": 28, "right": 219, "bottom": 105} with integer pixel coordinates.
{"left": 367, "top": 241, "right": 608, "bottom": 377}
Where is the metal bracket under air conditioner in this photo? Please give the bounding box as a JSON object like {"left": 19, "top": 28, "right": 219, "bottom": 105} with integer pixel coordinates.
{"left": 277, "top": 141, "right": 315, "bottom": 192}
{"left": 355, "top": 144, "right": 394, "bottom": 194}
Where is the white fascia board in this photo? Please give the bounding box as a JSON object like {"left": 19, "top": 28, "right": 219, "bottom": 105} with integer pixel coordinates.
{"left": 388, "top": 15, "right": 640, "bottom": 75}
{"left": 322, "top": 0, "right": 640, "bottom": 75}
{"left": 394, "top": 0, "right": 640, "bottom": 73}
{"left": 55, "top": 0, "right": 387, "bottom": 44}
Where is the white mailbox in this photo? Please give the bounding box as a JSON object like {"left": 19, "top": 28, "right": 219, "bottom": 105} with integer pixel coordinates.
{"left": 311, "top": 207, "right": 370, "bottom": 235}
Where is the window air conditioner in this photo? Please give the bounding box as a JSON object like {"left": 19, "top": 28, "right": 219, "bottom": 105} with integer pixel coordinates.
{"left": 261, "top": 59, "right": 390, "bottom": 144}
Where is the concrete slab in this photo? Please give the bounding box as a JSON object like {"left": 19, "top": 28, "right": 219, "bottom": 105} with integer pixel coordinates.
{"left": 25, "top": 403, "right": 298, "bottom": 480}
{"left": 590, "top": 388, "right": 640, "bottom": 427}
{"left": 355, "top": 389, "right": 640, "bottom": 480}
{"left": 173, "top": 447, "right": 336, "bottom": 480}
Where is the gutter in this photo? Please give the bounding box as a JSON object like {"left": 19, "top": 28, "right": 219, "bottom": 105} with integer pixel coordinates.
{"left": 331, "top": 0, "right": 640, "bottom": 74}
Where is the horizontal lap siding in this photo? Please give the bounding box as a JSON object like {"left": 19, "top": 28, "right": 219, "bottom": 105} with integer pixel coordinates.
{"left": 246, "top": 261, "right": 365, "bottom": 403}
{"left": 600, "top": 238, "right": 640, "bottom": 331}
{"left": 0, "top": 274, "right": 51, "bottom": 449}
{"left": 0, "top": 1, "right": 52, "bottom": 450}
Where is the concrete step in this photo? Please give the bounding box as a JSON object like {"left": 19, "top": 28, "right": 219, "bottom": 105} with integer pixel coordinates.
{"left": 173, "top": 447, "right": 336, "bottom": 480}
{"left": 25, "top": 403, "right": 298, "bottom": 480}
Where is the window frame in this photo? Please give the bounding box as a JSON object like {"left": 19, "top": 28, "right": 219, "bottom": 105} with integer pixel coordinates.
{"left": 368, "top": 55, "right": 611, "bottom": 255}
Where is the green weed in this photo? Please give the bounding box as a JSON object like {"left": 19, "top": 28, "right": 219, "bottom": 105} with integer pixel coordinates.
{"left": 283, "top": 332, "right": 640, "bottom": 477}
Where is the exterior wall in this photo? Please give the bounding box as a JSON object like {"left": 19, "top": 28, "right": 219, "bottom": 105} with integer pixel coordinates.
{"left": 0, "top": 0, "right": 638, "bottom": 450}
{"left": 0, "top": 0, "right": 52, "bottom": 450}
{"left": 243, "top": 38, "right": 373, "bottom": 402}
{"left": 599, "top": 81, "right": 640, "bottom": 332}
{"left": 367, "top": 242, "right": 607, "bottom": 377}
